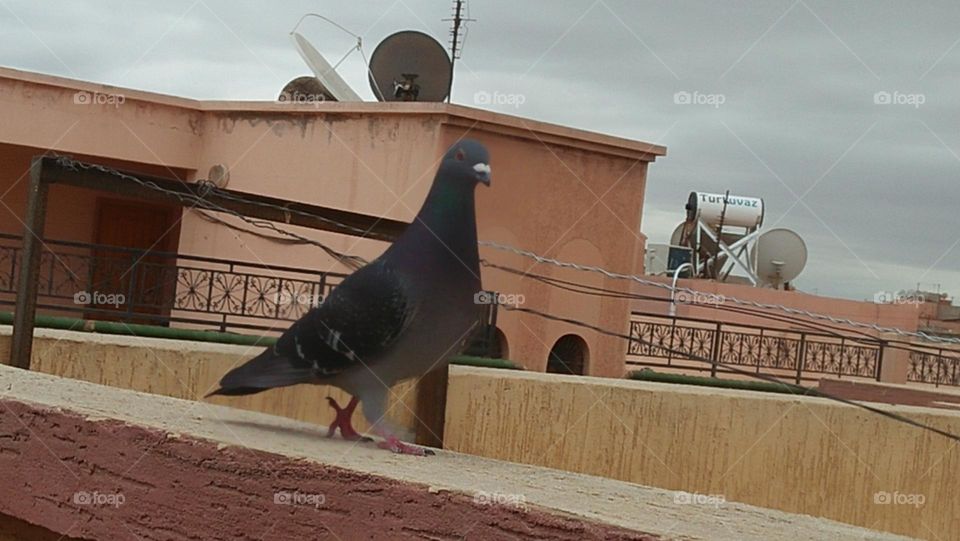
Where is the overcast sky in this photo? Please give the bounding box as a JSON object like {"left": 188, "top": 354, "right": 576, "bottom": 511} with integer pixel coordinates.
{"left": 2, "top": 0, "right": 958, "bottom": 301}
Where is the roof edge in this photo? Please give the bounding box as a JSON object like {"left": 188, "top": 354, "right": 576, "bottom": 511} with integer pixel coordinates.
{"left": 0, "top": 66, "right": 666, "bottom": 160}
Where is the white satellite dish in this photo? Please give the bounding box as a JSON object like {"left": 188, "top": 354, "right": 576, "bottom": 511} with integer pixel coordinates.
{"left": 290, "top": 31, "right": 362, "bottom": 102}
{"left": 670, "top": 221, "right": 687, "bottom": 246}
{"left": 750, "top": 228, "right": 808, "bottom": 288}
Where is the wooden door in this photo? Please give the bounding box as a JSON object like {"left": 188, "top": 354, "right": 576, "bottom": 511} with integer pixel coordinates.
{"left": 89, "top": 199, "right": 179, "bottom": 323}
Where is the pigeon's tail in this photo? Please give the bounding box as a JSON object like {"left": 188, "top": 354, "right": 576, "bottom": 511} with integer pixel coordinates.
{"left": 205, "top": 347, "right": 314, "bottom": 398}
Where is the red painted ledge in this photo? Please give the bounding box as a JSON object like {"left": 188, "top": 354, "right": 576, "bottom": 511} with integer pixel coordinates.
{"left": 0, "top": 365, "right": 908, "bottom": 540}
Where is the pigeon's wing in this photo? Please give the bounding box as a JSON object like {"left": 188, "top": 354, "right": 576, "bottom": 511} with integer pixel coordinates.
{"left": 209, "top": 260, "right": 415, "bottom": 396}
{"left": 278, "top": 260, "right": 416, "bottom": 377}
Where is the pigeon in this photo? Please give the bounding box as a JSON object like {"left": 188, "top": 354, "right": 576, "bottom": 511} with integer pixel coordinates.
{"left": 208, "top": 139, "right": 491, "bottom": 455}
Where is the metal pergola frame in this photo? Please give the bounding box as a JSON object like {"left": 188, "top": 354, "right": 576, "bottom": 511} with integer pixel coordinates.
{"left": 9, "top": 155, "right": 408, "bottom": 369}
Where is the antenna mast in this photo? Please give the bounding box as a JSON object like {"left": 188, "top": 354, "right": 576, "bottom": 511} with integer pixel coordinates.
{"left": 444, "top": 0, "right": 473, "bottom": 103}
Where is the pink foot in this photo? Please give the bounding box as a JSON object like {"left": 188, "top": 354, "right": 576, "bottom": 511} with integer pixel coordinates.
{"left": 374, "top": 429, "right": 435, "bottom": 456}
{"left": 326, "top": 397, "right": 371, "bottom": 442}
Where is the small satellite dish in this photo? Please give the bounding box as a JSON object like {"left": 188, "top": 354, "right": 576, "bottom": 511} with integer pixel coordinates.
{"left": 207, "top": 164, "right": 230, "bottom": 189}
{"left": 368, "top": 31, "right": 452, "bottom": 102}
{"left": 290, "top": 31, "right": 362, "bottom": 102}
{"left": 751, "top": 228, "right": 807, "bottom": 287}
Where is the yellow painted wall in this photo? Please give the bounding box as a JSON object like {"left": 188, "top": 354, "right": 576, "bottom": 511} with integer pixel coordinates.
{"left": 444, "top": 366, "right": 960, "bottom": 541}
{"left": 0, "top": 330, "right": 424, "bottom": 439}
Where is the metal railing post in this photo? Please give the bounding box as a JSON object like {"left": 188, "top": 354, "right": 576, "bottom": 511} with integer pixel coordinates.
{"left": 667, "top": 316, "right": 677, "bottom": 366}
{"left": 935, "top": 348, "right": 943, "bottom": 387}
{"left": 125, "top": 253, "right": 139, "bottom": 319}
{"left": 710, "top": 321, "right": 721, "bottom": 378}
{"left": 838, "top": 337, "right": 846, "bottom": 378}
{"left": 796, "top": 333, "right": 807, "bottom": 384}
{"left": 875, "top": 342, "right": 885, "bottom": 382}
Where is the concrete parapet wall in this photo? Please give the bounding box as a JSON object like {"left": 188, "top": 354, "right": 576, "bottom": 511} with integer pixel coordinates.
{"left": 0, "top": 326, "right": 421, "bottom": 438}
{"left": 444, "top": 366, "right": 959, "bottom": 540}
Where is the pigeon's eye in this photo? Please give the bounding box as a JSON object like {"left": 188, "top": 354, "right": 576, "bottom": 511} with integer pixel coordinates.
{"left": 455, "top": 149, "right": 465, "bottom": 161}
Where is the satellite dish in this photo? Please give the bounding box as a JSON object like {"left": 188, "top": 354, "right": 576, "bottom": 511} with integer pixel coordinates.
{"left": 278, "top": 76, "right": 335, "bottom": 103}
{"left": 290, "top": 31, "right": 362, "bottom": 102}
{"left": 669, "top": 222, "right": 687, "bottom": 246}
{"left": 751, "top": 228, "right": 807, "bottom": 287}
{"left": 368, "top": 31, "right": 452, "bottom": 102}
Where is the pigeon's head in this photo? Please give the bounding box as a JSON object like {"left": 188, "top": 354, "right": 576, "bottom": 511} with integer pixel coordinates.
{"left": 441, "top": 139, "right": 491, "bottom": 187}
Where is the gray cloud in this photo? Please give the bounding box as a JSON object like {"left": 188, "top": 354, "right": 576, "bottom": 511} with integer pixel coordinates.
{"left": 1, "top": 0, "right": 958, "bottom": 300}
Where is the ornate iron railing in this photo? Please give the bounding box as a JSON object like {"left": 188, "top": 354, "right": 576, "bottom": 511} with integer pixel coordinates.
{"left": 627, "top": 313, "right": 885, "bottom": 384}
{"left": 907, "top": 349, "right": 960, "bottom": 386}
{"left": 0, "top": 232, "right": 502, "bottom": 356}
{"left": 0, "top": 232, "right": 347, "bottom": 333}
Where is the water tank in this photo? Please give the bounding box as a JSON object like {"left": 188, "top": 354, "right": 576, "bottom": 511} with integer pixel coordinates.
{"left": 686, "top": 192, "right": 764, "bottom": 229}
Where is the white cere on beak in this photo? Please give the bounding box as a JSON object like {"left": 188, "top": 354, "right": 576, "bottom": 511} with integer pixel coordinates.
{"left": 473, "top": 163, "right": 491, "bottom": 175}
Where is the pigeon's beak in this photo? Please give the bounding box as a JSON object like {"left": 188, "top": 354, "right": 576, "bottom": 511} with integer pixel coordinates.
{"left": 473, "top": 162, "right": 492, "bottom": 186}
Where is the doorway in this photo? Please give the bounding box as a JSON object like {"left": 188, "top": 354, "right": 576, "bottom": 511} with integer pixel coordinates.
{"left": 88, "top": 199, "right": 180, "bottom": 323}
{"left": 546, "top": 334, "right": 589, "bottom": 375}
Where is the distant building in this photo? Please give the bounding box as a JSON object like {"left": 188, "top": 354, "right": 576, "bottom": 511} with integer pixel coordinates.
{"left": 0, "top": 66, "right": 666, "bottom": 376}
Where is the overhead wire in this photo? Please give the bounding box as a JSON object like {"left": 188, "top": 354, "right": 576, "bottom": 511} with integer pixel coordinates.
{"left": 53, "top": 156, "right": 368, "bottom": 271}
{"left": 480, "top": 260, "right": 955, "bottom": 358}
{"left": 478, "top": 240, "right": 960, "bottom": 345}
{"left": 52, "top": 155, "right": 959, "bottom": 345}
{"left": 48, "top": 155, "right": 960, "bottom": 442}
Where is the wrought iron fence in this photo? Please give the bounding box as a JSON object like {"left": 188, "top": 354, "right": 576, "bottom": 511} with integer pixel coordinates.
{"left": 0, "top": 232, "right": 502, "bottom": 356}
{"left": 0, "top": 232, "right": 347, "bottom": 333}
{"left": 627, "top": 312, "right": 886, "bottom": 384}
{"left": 907, "top": 349, "right": 960, "bottom": 387}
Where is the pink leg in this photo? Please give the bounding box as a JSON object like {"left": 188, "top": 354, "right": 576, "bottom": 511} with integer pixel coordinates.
{"left": 325, "top": 397, "right": 369, "bottom": 441}
{"left": 373, "top": 426, "right": 435, "bottom": 456}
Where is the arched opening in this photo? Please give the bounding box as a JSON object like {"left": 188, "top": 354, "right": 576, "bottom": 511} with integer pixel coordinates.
{"left": 491, "top": 327, "right": 509, "bottom": 359}
{"left": 546, "top": 334, "right": 589, "bottom": 375}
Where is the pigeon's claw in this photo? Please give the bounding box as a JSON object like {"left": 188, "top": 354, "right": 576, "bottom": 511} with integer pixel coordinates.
{"left": 373, "top": 426, "right": 435, "bottom": 456}
{"left": 326, "top": 396, "right": 371, "bottom": 442}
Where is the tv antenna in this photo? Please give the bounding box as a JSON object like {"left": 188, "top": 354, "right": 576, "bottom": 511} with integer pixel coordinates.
{"left": 443, "top": 0, "right": 475, "bottom": 102}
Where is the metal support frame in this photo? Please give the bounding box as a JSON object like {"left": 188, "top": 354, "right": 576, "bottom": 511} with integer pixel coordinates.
{"left": 8, "top": 155, "right": 409, "bottom": 369}
{"left": 695, "top": 219, "right": 762, "bottom": 284}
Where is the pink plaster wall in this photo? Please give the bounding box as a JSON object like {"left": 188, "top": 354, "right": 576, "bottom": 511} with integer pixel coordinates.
{"left": 631, "top": 275, "right": 923, "bottom": 336}
{"left": 0, "top": 67, "right": 664, "bottom": 376}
